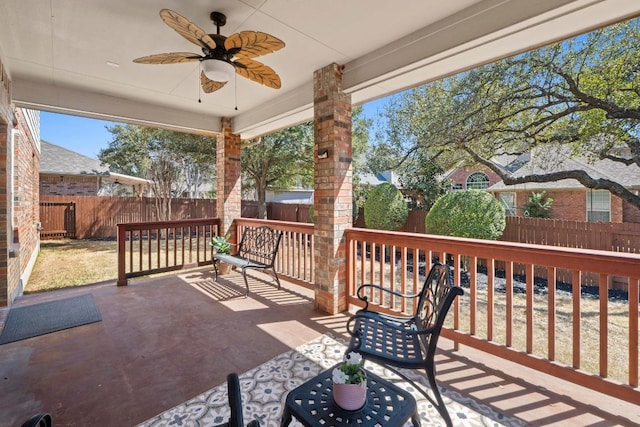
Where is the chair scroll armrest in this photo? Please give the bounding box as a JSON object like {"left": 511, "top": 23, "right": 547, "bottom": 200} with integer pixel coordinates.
{"left": 356, "top": 283, "right": 420, "bottom": 311}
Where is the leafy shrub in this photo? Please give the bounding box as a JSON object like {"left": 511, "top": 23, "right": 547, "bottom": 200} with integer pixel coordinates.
{"left": 425, "top": 190, "right": 505, "bottom": 240}
{"left": 364, "top": 183, "right": 408, "bottom": 230}
{"left": 524, "top": 191, "right": 554, "bottom": 218}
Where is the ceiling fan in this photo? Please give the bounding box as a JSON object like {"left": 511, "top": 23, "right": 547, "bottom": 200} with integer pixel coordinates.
{"left": 134, "top": 9, "right": 285, "bottom": 93}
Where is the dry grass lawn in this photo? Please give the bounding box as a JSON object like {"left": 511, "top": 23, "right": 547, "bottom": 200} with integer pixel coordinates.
{"left": 26, "top": 239, "right": 118, "bottom": 293}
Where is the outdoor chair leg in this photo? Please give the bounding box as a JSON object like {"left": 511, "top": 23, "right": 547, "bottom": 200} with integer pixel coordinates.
{"left": 241, "top": 268, "right": 250, "bottom": 297}
{"left": 271, "top": 268, "right": 281, "bottom": 289}
{"left": 425, "top": 364, "right": 452, "bottom": 427}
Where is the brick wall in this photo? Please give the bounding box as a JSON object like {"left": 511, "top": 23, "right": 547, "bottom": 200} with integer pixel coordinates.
{"left": 313, "top": 63, "right": 352, "bottom": 314}
{"left": 512, "top": 190, "right": 631, "bottom": 223}
{"left": 623, "top": 195, "right": 640, "bottom": 223}
{"left": 0, "top": 56, "right": 42, "bottom": 305}
{"left": 448, "top": 165, "right": 502, "bottom": 189}
{"left": 40, "top": 174, "right": 100, "bottom": 196}
{"left": 0, "top": 57, "right": 11, "bottom": 305}
{"left": 12, "top": 108, "right": 41, "bottom": 298}
{"left": 216, "top": 118, "right": 241, "bottom": 242}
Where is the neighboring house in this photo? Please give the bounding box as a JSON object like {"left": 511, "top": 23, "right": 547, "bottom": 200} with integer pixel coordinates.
{"left": 263, "top": 171, "right": 400, "bottom": 205}
{"left": 486, "top": 151, "right": 640, "bottom": 223}
{"left": 40, "top": 140, "right": 150, "bottom": 197}
{"left": 266, "top": 189, "right": 313, "bottom": 204}
{"left": 356, "top": 170, "right": 401, "bottom": 188}
{"left": 442, "top": 153, "right": 529, "bottom": 191}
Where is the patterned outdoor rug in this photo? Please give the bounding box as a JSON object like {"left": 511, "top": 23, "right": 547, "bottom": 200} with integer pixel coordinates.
{"left": 139, "top": 334, "right": 524, "bottom": 427}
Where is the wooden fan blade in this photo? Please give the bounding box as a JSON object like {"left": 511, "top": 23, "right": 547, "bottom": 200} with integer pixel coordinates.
{"left": 225, "top": 31, "right": 285, "bottom": 59}
{"left": 200, "top": 71, "right": 227, "bottom": 93}
{"left": 160, "top": 9, "right": 216, "bottom": 51}
{"left": 133, "top": 52, "right": 201, "bottom": 64}
{"left": 234, "top": 58, "right": 281, "bottom": 89}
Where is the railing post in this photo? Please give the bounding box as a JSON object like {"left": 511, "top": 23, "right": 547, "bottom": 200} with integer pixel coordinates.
{"left": 117, "top": 224, "right": 127, "bottom": 286}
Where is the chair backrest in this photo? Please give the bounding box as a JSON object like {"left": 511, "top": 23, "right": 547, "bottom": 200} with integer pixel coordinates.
{"left": 221, "top": 373, "right": 260, "bottom": 427}
{"left": 413, "top": 262, "right": 464, "bottom": 356}
{"left": 21, "top": 413, "right": 52, "bottom": 427}
{"left": 238, "top": 226, "right": 282, "bottom": 266}
{"left": 227, "top": 372, "right": 245, "bottom": 427}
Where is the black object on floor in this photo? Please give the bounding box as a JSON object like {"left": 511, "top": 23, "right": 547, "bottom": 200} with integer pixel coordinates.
{"left": 0, "top": 294, "right": 102, "bottom": 344}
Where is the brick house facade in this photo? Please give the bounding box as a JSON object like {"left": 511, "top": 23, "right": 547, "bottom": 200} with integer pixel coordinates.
{"left": 504, "top": 189, "right": 627, "bottom": 222}
{"left": 0, "top": 57, "right": 42, "bottom": 306}
{"left": 39, "top": 140, "right": 150, "bottom": 197}
{"left": 40, "top": 174, "right": 101, "bottom": 196}
{"left": 486, "top": 152, "right": 640, "bottom": 223}
{"left": 446, "top": 165, "right": 503, "bottom": 191}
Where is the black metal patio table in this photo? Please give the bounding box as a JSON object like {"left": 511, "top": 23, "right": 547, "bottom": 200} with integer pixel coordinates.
{"left": 281, "top": 363, "right": 420, "bottom": 427}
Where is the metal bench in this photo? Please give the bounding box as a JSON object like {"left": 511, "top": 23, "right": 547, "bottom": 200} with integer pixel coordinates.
{"left": 213, "top": 225, "right": 283, "bottom": 296}
{"left": 345, "top": 262, "right": 463, "bottom": 427}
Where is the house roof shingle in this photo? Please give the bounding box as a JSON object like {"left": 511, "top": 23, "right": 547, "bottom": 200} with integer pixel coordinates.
{"left": 487, "top": 146, "right": 640, "bottom": 191}
{"left": 40, "top": 140, "right": 109, "bottom": 176}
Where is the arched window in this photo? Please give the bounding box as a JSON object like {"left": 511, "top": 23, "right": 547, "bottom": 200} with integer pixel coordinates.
{"left": 466, "top": 172, "right": 490, "bottom": 189}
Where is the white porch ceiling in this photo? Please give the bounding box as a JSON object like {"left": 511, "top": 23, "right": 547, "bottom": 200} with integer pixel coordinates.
{"left": 1, "top": 0, "right": 638, "bottom": 139}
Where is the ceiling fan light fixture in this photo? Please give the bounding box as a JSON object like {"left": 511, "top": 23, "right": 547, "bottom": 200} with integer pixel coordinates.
{"left": 202, "top": 59, "right": 234, "bottom": 82}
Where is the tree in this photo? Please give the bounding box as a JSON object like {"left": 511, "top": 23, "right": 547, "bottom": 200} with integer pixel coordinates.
{"left": 99, "top": 124, "right": 217, "bottom": 220}
{"left": 381, "top": 18, "right": 640, "bottom": 209}
{"left": 242, "top": 123, "right": 314, "bottom": 218}
{"left": 351, "top": 106, "right": 373, "bottom": 209}
{"left": 364, "top": 183, "right": 408, "bottom": 230}
{"left": 425, "top": 190, "right": 505, "bottom": 240}
{"left": 524, "top": 191, "right": 554, "bottom": 218}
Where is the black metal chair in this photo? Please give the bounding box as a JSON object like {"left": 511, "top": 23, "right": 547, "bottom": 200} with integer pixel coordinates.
{"left": 21, "top": 413, "right": 52, "bottom": 427}
{"left": 214, "top": 373, "right": 260, "bottom": 427}
{"left": 345, "top": 262, "right": 463, "bottom": 427}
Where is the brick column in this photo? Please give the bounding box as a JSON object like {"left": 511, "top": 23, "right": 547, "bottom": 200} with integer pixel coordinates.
{"left": 0, "top": 63, "right": 11, "bottom": 306}
{"left": 216, "top": 118, "right": 241, "bottom": 242}
{"left": 313, "top": 63, "right": 352, "bottom": 314}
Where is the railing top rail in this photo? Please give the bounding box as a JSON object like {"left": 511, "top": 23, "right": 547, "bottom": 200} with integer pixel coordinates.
{"left": 236, "top": 218, "right": 313, "bottom": 234}
{"left": 118, "top": 218, "right": 220, "bottom": 229}
{"left": 346, "top": 228, "right": 640, "bottom": 277}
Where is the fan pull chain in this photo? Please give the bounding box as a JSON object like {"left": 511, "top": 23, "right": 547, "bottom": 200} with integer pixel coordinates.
{"left": 234, "top": 72, "right": 238, "bottom": 111}
{"left": 198, "top": 63, "right": 202, "bottom": 103}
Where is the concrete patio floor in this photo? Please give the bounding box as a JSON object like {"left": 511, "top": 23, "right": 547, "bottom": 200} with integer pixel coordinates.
{"left": 0, "top": 269, "right": 638, "bottom": 426}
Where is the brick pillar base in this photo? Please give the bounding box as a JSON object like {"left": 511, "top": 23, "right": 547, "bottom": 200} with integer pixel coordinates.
{"left": 313, "top": 63, "right": 352, "bottom": 314}
{"left": 216, "top": 118, "right": 241, "bottom": 242}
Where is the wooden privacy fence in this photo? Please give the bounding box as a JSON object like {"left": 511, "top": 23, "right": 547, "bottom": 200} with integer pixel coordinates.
{"left": 40, "top": 195, "right": 217, "bottom": 239}
{"left": 39, "top": 196, "right": 314, "bottom": 240}
{"left": 502, "top": 216, "right": 640, "bottom": 253}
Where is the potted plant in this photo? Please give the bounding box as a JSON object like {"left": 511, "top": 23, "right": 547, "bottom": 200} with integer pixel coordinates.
{"left": 210, "top": 235, "right": 232, "bottom": 274}
{"left": 332, "top": 352, "right": 367, "bottom": 410}
{"left": 210, "top": 235, "right": 231, "bottom": 254}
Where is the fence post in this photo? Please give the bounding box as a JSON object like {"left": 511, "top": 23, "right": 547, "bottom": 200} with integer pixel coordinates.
{"left": 117, "top": 224, "right": 128, "bottom": 286}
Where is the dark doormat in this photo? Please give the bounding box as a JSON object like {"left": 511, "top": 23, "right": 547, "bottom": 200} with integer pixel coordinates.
{"left": 0, "top": 294, "right": 102, "bottom": 344}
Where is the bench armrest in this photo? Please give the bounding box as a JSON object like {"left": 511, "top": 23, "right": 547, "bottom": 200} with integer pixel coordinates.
{"left": 356, "top": 283, "right": 420, "bottom": 311}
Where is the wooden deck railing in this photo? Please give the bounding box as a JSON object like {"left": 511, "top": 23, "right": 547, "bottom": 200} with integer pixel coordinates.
{"left": 345, "top": 227, "right": 639, "bottom": 405}
{"left": 117, "top": 218, "right": 220, "bottom": 286}
{"left": 115, "top": 217, "right": 638, "bottom": 405}
{"left": 235, "top": 218, "right": 315, "bottom": 289}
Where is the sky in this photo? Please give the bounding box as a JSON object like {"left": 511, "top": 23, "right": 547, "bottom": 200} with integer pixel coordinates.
{"left": 39, "top": 98, "right": 390, "bottom": 160}
{"left": 40, "top": 112, "right": 123, "bottom": 159}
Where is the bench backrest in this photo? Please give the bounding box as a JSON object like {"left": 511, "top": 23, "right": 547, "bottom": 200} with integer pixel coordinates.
{"left": 414, "top": 262, "right": 464, "bottom": 355}
{"left": 237, "top": 226, "right": 283, "bottom": 266}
